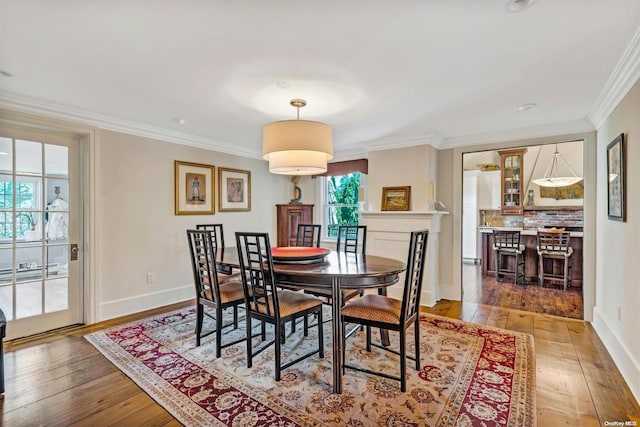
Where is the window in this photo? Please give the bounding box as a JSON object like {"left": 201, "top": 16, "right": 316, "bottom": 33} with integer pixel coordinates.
{"left": 324, "top": 172, "right": 362, "bottom": 238}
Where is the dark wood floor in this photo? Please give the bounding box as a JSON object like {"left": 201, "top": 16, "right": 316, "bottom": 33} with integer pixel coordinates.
{"left": 1, "top": 299, "right": 638, "bottom": 426}
{"left": 463, "top": 263, "right": 584, "bottom": 319}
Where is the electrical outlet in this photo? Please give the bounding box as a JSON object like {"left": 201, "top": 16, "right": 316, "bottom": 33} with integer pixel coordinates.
{"left": 147, "top": 272, "right": 155, "bottom": 284}
{"left": 617, "top": 305, "right": 622, "bottom": 322}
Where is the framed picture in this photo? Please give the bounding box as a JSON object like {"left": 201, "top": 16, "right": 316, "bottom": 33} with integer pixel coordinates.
{"left": 607, "top": 134, "right": 626, "bottom": 221}
{"left": 174, "top": 161, "right": 215, "bottom": 215}
{"left": 218, "top": 167, "right": 251, "bottom": 212}
{"left": 381, "top": 186, "right": 411, "bottom": 211}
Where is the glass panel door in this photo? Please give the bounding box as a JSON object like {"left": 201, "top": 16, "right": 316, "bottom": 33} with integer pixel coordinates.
{"left": 0, "top": 129, "right": 81, "bottom": 339}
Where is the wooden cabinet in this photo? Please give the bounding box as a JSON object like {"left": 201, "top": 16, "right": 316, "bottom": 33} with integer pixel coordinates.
{"left": 276, "top": 204, "right": 313, "bottom": 247}
{"left": 498, "top": 148, "right": 527, "bottom": 215}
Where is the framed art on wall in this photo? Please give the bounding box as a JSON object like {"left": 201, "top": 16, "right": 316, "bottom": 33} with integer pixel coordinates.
{"left": 174, "top": 161, "right": 215, "bottom": 215}
{"left": 381, "top": 186, "right": 411, "bottom": 211}
{"left": 607, "top": 133, "right": 626, "bottom": 221}
{"left": 218, "top": 167, "right": 251, "bottom": 212}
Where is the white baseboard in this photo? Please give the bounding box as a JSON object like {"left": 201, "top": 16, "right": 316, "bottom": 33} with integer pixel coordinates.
{"left": 98, "top": 285, "right": 193, "bottom": 321}
{"left": 438, "top": 282, "right": 460, "bottom": 302}
{"left": 592, "top": 306, "right": 640, "bottom": 404}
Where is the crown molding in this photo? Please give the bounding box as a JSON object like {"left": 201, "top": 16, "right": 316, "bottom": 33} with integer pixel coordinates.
{"left": 0, "top": 91, "right": 262, "bottom": 159}
{"left": 363, "top": 132, "right": 444, "bottom": 152}
{"left": 439, "top": 118, "right": 594, "bottom": 149}
{"left": 589, "top": 25, "right": 640, "bottom": 130}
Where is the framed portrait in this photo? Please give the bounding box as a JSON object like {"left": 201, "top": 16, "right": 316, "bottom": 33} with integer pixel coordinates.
{"left": 607, "top": 134, "right": 626, "bottom": 222}
{"left": 218, "top": 167, "right": 251, "bottom": 212}
{"left": 174, "top": 161, "right": 215, "bottom": 215}
{"left": 381, "top": 186, "right": 411, "bottom": 211}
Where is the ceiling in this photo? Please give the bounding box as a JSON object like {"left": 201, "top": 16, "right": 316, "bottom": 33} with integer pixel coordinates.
{"left": 1, "top": 0, "right": 640, "bottom": 160}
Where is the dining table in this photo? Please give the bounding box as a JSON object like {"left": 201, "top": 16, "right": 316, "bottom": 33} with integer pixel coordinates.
{"left": 214, "top": 247, "right": 406, "bottom": 394}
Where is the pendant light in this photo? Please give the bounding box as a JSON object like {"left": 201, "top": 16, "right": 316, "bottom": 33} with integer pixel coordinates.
{"left": 262, "top": 99, "right": 334, "bottom": 175}
{"left": 531, "top": 144, "right": 582, "bottom": 188}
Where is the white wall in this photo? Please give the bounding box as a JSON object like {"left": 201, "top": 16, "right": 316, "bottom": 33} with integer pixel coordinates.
{"left": 592, "top": 79, "right": 640, "bottom": 403}
{"left": 94, "top": 129, "right": 290, "bottom": 320}
{"left": 368, "top": 145, "right": 437, "bottom": 212}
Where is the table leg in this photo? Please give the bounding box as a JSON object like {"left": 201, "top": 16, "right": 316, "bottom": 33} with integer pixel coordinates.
{"left": 331, "top": 276, "right": 343, "bottom": 394}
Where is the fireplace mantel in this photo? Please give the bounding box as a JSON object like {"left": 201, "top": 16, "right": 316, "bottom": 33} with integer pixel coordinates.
{"left": 360, "top": 210, "right": 449, "bottom": 306}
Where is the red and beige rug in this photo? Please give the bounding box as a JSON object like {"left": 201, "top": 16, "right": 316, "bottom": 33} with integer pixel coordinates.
{"left": 86, "top": 308, "right": 535, "bottom": 426}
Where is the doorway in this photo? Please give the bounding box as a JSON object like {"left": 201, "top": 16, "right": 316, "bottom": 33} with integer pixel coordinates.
{"left": 0, "top": 127, "right": 82, "bottom": 339}
{"left": 461, "top": 141, "right": 584, "bottom": 319}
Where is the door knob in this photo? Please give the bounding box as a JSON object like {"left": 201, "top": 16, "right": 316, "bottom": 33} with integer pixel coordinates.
{"left": 70, "top": 243, "right": 79, "bottom": 260}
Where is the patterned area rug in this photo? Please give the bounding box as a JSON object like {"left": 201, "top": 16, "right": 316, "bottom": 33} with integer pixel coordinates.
{"left": 86, "top": 307, "right": 535, "bottom": 426}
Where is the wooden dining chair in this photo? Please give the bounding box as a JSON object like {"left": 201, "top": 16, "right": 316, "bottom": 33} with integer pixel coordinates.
{"left": 336, "top": 225, "right": 367, "bottom": 254}
{"left": 295, "top": 224, "right": 322, "bottom": 247}
{"left": 235, "top": 231, "right": 324, "bottom": 381}
{"left": 303, "top": 225, "right": 364, "bottom": 312}
{"left": 187, "top": 229, "right": 246, "bottom": 356}
{"left": 196, "top": 223, "right": 240, "bottom": 281}
{"left": 341, "top": 229, "right": 429, "bottom": 392}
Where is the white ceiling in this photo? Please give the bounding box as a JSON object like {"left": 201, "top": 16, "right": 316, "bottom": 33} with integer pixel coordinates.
{"left": 1, "top": 0, "right": 640, "bottom": 159}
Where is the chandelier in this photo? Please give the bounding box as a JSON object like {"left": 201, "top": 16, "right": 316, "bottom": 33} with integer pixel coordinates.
{"left": 262, "top": 99, "right": 333, "bottom": 175}
{"left": 531, "top": 144, "right": 582, "bottom": 188}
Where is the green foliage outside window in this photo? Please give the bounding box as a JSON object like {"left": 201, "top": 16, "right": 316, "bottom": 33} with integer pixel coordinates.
{"left": 327, "top": 173, "right": 361, "bottom": 238}
{"left": 0, "top": 181, "right": 36, "bottom": 237}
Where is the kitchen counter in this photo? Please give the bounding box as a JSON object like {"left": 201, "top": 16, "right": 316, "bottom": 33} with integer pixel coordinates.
{"left": 480, "top": 228, "right": 583, "bottom": 286}
{"left": 478, "top": 226, "right": 583, "bottom": 237}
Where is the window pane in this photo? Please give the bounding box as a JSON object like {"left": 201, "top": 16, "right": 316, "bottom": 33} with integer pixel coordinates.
{"left": 0, "top": 248, "right": 13, "bottom": 284}
{"left": 16, "top": 281, "right": 42, "bottom": 318}
{"left": 46, "top": 179, "right": 68, "bottom": 206}
{"left": 326, "top": 173, "right": 361, "bottom": 238}
{"left": 0, "top": 173, "right": 14, "bottom": 209}
{"left": 45, "top": 144, "right": 68, "bottom": 176}
{"left": 16, "top": 140, "right": 42, "bottom": 175}
{"left": 0, "top": 284, "right": 13, "bottom": 320}
{"left": 45, "top": 278, "right": 68, "bottom": 312}
{"left": 0, "top": 212, "right": 14, "bottom": 241}
{"left": 16, "top": 246, "right": 42, "bottom": 282}
{"left": 46, "top": 244, "right": 68, "bottom": 278}
{"left": 0, "top": 137, "right": 12, "bottom": 173}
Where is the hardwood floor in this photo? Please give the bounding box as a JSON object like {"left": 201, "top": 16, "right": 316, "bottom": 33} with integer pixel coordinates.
{"left": 1, "top": 300, "right": 638, "bottom": 426}
{"left": 463, "top": 262, "right": 584, "bottom": 319}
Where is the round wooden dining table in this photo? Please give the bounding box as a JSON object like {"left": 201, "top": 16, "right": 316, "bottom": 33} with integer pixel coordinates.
{"left": 214, "top": 247, "right": 406, "bottom": 394}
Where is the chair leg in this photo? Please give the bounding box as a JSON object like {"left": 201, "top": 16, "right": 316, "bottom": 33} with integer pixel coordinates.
{"left": 538, "top": 256, "right": 544, "bottom": 287}
{"left": 563, "top": 258, "right": 569, "bottom": 291}
{"left": 246, "top": 315, "right": 253, "bottom": 368}
{"left": 365, "top": 325, "right": 372, "bottom": 352}
{"left": 399, "top": 329, "right": 407, "bottom": 392}
{"left": 317, "top": 309, "right": 324, "bottom": 359}
{"left": 303, "top": 315, "right": 309, "bottom": 337}
{"left": 275, "top": 323, "right": 282, "bottom": 381}
{"left": 495, "top": 251, "right": 500, "bottom": 280}
{"left": 233, "top": 306, "right": 238, "bottom": 330}
{"left": 195, "top": 303, "right": 204, "bottom": 347}
{"left": 414, "top": 319, "right": 420, "bottom": 371}
{"left": 215, "top": 307, "right": 223, "bottom": 358}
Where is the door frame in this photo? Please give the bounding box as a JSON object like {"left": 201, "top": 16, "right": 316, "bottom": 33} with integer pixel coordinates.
{"left": 450, "top": 131, "right": 597, "bottom": 322}
{"left": 0, "top": 108, "right": 97, "bottom": 330}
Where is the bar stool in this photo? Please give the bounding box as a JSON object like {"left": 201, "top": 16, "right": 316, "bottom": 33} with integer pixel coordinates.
{"left": 493, "top": 229, "right": 525, "bottom": 285}
{"left": 537, "top": 230, "right": 573, "bottom": 290}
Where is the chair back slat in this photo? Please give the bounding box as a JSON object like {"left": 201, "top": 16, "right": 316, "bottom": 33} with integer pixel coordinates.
{"left": 400, "top": 230, "right": 429, "bottom": 323}
{"left": 196, "top": 224, "right": 225, "bottom": 250}
{"left": 235, "top": 232, "right": 279, "bottom": 319}
{"left": 493, "top": 229, "right": 521, "bottom": 249}
{"left": 336, "top": 225, "right": 367, "bottom": 254}
{"left": 296, "top": 224, "right": 322, "bottom": 247}
{"left": 187, "top": 229, "right": 222, "bottom": 304}
{"left": 537, "top": 231, "right": 571, "bottom": 253}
